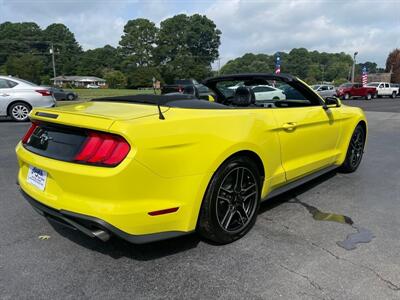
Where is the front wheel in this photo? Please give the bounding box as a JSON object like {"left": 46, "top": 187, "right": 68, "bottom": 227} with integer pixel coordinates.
{"left": 365, "top": 93, "right": 372, "bottom": 100}
{"left": 343, "top": 93, "right": 350, "bottom": 100}
{"left": 198, "top": 156, "right": 261, "bottom": 244}
{"left": 67, "top": 93, "right": 75, "bottom": 100}
{"left": 339, "top": 124, "right": 366, "bottom": 173}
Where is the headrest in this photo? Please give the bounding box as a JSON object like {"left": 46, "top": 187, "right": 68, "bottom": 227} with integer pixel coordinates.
{"left": 232, "top": 86, "right": 255, "bottom": 106}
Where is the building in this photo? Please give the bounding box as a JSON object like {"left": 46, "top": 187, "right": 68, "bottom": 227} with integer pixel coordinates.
{"left": 51, "top": 76, "right": 107, "bottom": 88}
{"left": 367, "top": 72, "right": 392, "bottom": 83}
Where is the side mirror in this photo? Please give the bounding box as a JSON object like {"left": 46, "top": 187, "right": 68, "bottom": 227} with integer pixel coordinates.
{"left": 323, "top": 96, "right": 341, "bottom": 109}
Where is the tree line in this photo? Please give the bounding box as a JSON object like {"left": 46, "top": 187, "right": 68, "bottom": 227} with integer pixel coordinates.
{"left": 0, "top": 15, "right": 221, "bottom": 88}
{"left": 1, "top": 17, "right": 399, "bottom": 88}
{"left": 220, "top": 50, "right": 389, "bottom": 85}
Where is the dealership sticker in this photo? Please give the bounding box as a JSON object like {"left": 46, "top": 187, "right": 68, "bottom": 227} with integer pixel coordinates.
{"left": 27, "top": 166, "right": 47, "bottom": 191}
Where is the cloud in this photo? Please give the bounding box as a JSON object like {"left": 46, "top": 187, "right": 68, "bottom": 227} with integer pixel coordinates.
{"left": 207, "top": 0, "right": 400, "bottom": 67}
{"left": 1, "top": 0, "right": 399, "bottom": 67}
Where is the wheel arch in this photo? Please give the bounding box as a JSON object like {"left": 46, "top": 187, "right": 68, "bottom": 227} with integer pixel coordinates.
{"left": 7, "top": 100, "right": 32, "bottom": 116}
{"left": 193, "top": 148, "right": 265, "bottom": 230}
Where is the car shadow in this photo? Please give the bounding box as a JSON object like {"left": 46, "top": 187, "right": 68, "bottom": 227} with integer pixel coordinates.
{"left": 48, "top": 170, "right": 338, "bottom": 261}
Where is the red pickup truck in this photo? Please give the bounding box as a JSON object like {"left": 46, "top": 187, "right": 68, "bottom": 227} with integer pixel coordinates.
{"left": 336, "top": 83, "right": 377, "bottom": 100}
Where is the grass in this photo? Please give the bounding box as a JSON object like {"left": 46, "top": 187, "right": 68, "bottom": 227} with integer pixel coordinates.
{"left": 64, "top": 88, "right": 157, "bottom": 101}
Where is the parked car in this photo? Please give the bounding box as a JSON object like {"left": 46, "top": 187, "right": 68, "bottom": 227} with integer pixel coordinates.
{"left": 392, "top": 83, "right": 400, "bottom": 96}
{"left": 161, "top": 79, "right": 211, "bottom": 100}
{"left": 17, "top": 73, "right": 367, "bottom": 245}
{"left": 0, "top": 76, "right": 55, "bottom": 121}
{"left": 336, "top": 83, "right": 377, "bottom": 100}
{"left": 87, "top": 84, "right": 100, "bottom": 89}
{"left": 311, "top": 84, "right": 336, "bottom": 98}
{"left": 43, "top": 87, "right": 78, "bottom": 101}
{"left": 252, "top": 85, "right": 286, "bottom": 101}
{"left": 365, "top": 82, "right": 399, "bottom": 98}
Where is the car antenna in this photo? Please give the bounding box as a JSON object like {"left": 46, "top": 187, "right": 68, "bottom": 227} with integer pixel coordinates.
{"left": 157, "top": 102, "right": 165, "bottom": 120}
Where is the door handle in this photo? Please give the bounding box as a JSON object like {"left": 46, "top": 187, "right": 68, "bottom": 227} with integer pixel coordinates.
{"left": 0, "top": 93, "right": 9, "bottom": 97}
{"left": 281, "top": 122, "right": 297, "bottom": 131}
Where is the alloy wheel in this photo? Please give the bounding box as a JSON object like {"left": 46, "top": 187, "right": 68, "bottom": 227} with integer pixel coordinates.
{"left": 216, "top": 167, "right": 259, "bottom": 233}
{"left": 11, "top": 104, "right": 29, "bottom": 121}
{"left": 349, "top": 128, "right": 364, "bottom": 168}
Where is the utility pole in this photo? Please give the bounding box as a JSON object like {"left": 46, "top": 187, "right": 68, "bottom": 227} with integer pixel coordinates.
{"left": 50, "top": 43, "right": 56, "bottom": 85}
{"left": 351, "top": 51, "right": 358, "bottom": 83}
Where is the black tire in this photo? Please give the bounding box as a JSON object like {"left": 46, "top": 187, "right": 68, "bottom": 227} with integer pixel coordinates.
{"left": 67, "top": 93, "right": 75, "bottom": 101}
{"left": 8, "top": 102, "right": 31, "bottom": 122}
{"left": 198, "top": 156, "right": 261, "bottom": 244}
{"left": 391, "top": 92, "right": 396, "bottom": 99}
{"left": 365, "top": 93, "right": 372, "bottom": 100}
{"left": 339, "top": 124, "right": 365, "bottom": 173}
{"left": 342, "top": 93, "right": 350, "bottom": 100}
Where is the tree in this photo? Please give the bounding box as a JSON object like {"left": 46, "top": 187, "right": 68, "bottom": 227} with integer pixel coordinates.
{"left": 155, "top": 14, "right": 221, "bottom": 82}
{"left": 386, "top": 49, "right": 400, "bottom": 83}
{"left": 119, "top": 19, "right": 158, "bottom": 67}
{"left": 43, "top": 23, "right": 82, "bottom": 75}
{"left": 126, "top": 66, "right": 161, "bottom": 88}
{"left": 103, "top": 70, "right": 127, "bottom": 88}
{"left": 5, "top": 54, "right": 44, "bottom": 83}
{"left": 77, "top": 45, "right": 122, "bottom": 77}
{"left": 0, "top": 22, "right": 44, "bottom": 65}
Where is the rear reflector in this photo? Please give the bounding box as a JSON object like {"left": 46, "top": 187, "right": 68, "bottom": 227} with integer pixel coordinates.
{"left": 21, "top": 123, "right": 38, "bottom": 144}
{"left": 148, "top": 207, "right": 179, "bottom": 216}
{"left": 74, "top": 131, "right": 130, "bottom": 166}
{"left": 35, "top": 89, "right": 52, "bottom": 96}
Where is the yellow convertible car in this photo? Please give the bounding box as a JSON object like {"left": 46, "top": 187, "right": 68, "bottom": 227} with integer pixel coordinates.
{"left": 16, "top": 74, "right": 367, "bottom": 244}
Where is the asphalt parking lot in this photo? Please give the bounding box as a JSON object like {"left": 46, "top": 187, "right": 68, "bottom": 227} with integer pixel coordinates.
{"left": 1, "top": 99, "right": 400, "bottom": 299}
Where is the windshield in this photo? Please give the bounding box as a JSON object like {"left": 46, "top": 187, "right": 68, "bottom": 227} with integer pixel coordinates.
{"left": 175, "top": 80, "right": 197, "bottom": 85}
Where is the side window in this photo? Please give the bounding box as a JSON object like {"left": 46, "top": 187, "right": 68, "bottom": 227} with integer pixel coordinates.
{"left": 0, "top": 79, "right": 9, "bottom": 88}
{"left": 6, "top": 80, "right": 18, "bottom": 88}
{"left": 379, "top": 84, "right": 384, "bottom": 88}
{"left": 385, "top": 83, "right": 389, "bottom": 88}
{"left": 320, "top": 86, "right": 328, "bottom": 91}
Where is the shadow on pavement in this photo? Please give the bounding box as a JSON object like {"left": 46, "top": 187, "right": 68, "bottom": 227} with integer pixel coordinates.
{"left": 47, "top": 170, "right": 338, "bottom": 260}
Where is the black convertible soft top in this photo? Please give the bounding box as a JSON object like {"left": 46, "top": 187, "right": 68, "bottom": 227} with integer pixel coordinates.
{"left": 92, "top": 94, "right": 227, "bottom": 109}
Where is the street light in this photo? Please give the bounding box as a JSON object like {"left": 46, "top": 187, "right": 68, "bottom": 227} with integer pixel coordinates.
{"left": 351, "top": 51, "right": 358, "bottom": 83}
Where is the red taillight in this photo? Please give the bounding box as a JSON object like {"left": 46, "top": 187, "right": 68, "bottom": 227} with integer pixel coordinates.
{"left": 74, "top": 131, "right": 130, "bottom": 166}
{"left": 21, "top": 123, "right": 38, "bottom": 143}
{"left": 35, "top": 89, "right": 52, "bottom": 96}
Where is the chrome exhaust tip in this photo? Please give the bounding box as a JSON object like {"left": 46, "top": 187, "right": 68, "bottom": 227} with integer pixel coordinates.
{"left": 92, "top": 229, "right": 111, "bottom": 242}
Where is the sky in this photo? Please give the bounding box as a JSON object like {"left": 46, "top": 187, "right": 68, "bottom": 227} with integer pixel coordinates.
{"left": 1, "top": 0, "right": 399, "bottom": 68}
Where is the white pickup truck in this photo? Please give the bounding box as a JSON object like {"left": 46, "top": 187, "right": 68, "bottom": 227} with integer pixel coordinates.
{"left": 366, "top": 82, "right": 399, "bottom": 98}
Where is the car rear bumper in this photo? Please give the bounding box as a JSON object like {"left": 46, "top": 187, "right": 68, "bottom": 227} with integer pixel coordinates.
{"left": 20, "top": 188, "right": 191, "bottom": 244}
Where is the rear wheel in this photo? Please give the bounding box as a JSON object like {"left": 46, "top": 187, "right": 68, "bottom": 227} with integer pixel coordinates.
{"left": 365, "top": 93, "right": 372, "bottom": 100}
{"left": 67, "top": 93, "right": 75, "bottom": 100}
{"left": 339, "top": 124, "right": 365, "bottom": 173}
{"left": 198, "top": 156, "right": 261, "bottom": 244}
{"left": 9, "top": 102, "right": 31, "bottom": 122}
{"left": 391, "top": 92, "right": 396, "bottom": 99}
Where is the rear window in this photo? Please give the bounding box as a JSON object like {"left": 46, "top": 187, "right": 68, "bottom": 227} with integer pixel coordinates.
{"left": 0, "top": 79, "right": 18, "bottom": 88}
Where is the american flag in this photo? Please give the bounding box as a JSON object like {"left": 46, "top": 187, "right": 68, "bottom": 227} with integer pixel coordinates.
{"left": 362, "top": 66, "right": 368, "bottom": 86}
{"left": 275, "top": 54, "right": 281, "bottom": 74}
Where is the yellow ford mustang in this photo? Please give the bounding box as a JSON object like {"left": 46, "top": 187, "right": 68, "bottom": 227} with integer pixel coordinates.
{"left": 16, "top": 74, "right": 367, "bottom": 244}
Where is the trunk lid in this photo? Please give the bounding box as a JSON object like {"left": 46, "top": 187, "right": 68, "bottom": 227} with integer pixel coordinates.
{"left": 30, "top": 101, "right": 163, "bottom": 131}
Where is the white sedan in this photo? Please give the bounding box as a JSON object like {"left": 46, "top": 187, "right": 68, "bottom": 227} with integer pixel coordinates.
{"left": 86, "top": 84, "right": 100, "bottom": 89}
{"left": 252, "top": 85, "right": 286, "bottom": 102}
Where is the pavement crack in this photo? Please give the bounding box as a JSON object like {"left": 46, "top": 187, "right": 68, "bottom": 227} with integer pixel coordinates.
{"left": 264, "top": 217, "right": 400, "bottom": 292}
{"left": 275, "top": 263, "right": 333, "bottom": 300}
{"left": 308, "top": 239, "right": 400, "bottom": 291}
